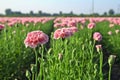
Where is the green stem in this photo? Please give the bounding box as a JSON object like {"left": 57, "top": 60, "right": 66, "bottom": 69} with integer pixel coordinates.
{"left": 34, "top": 48, "right": 38, "bottom": 80}
{"left": 32, "top": 74, "right": 34, "bottom": 80}
{"left": 108, "top": 65, "right": 112, "bottom": 80}
{"left": 100, "top": 51, "right": 103, "bottom": 80}
{"left": 40, "top": 45, "right": 44, "bottom": 80}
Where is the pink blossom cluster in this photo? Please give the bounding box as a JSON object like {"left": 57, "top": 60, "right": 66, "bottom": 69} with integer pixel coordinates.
{"left": 54, "top": 17, "right": 86, "bottom": 28}
{"left": 0, "top": 17, "right": 54, "bottom": 26}
{"left": 54, "top": 27, "right": 78, "bottom": 39}
{"left": 93, "top": 32, "right": 102, "bottom": 41}
{"left": 24, "top": 30, "right": 49, "bottom": 48}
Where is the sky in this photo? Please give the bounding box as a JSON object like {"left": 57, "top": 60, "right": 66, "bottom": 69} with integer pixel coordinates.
{"left": 0, "top": 0, "right": 120, "bottom": 14}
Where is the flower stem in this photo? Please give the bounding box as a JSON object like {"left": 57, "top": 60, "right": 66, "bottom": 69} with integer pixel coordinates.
{"left": 99, "top": 51, "right": 103, "bottom": 80}
{"left": 108, "top": 65, "right": 112, "bottom": 80}
{"left": 34, "top": 48, "right": 38, "bottom": 80}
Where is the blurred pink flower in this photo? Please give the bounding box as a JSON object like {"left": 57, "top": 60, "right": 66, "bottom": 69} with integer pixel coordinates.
{"left": 24, "top": 30, "right": 49, "bottom": 48}
{"left": 115, "top": 29, "right": 119, "bottom": 34}
{"left": 96, "top": 44, "right": 102, "bottom": 52}
{"left": 0, "top": 24, "right": 4, "bottom": 30}
{"left": 93, "top": 32, "right": 102, "bottom": 41}
{"left": 108, "top": 31, "right": 112, "bottom": 35}
{"left": 54, "top": 28, "right": 73, "bottom": 39}
{"left": 109, "top": 24, "right": 114, "bottom": 28}
{"left": 69, "top": 27, "right": 78, "bottom": 33}
{"left": 87, "top": 22, "right": 95, "bottom": 29}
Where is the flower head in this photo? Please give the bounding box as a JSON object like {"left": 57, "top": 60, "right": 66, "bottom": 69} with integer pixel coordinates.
{"left": 93, "top": 32, "right": 102, "bottom": 41}
{"left": 53, "top": 28, "right": 73, "bottom": 39}
{"left": 24, "top": 30, "right": 49, "bottom": 48}
{"left": 115, "top": 29, "right": 119, "bottom": 34}
{"left": 108, "top": 31, "right": 112, "bottom": 35}
{"left": 87, "top": 22, "right": 96, "bottom": 29}
{"left": 96, "top": 44, "right": 102, "bottom": 52}
{"left": 0, "top": 24, "right": 4, "bottom": 30}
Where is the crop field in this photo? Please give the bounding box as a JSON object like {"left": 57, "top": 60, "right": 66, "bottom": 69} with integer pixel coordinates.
{"left": 0, "top": 17, "right": 120, "bottom": 80}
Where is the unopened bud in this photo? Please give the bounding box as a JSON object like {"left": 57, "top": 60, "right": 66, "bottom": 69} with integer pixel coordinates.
{"left": 58, "top": 53, "right": 63, "bottom": 60}
{"left": 26, "top": 70, "right": 31, "bottom": 79}
{"left": 31, "top": 64, "right": 37, "bottom": 73}
{"left": 108, "top": 55, "right": 116, "bottom": 66}
{"left": 95, "top": 45, "right": 102, "bottom": 52}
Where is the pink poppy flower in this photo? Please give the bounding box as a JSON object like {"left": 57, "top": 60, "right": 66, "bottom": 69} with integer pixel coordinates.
{"left": 93, "top": 32, "right": 102, "bottom": 41}
{"left": 108, "top": 31, "right": 112, "bottom": 35}
{"left": 54, "top": 28, "right": 73, "bottom": 39}
{"left": 0, "top": 24, "right": 4, "bottom": 30}
{"left": 87, "top": 22, "right": 95, "bottom": 29}
{"left": 24, "top": 30, "right": 49, "bottom": 48}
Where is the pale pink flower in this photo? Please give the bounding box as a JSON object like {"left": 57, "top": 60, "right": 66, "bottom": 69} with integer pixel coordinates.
{"left": 96, "top": 45, "right": 102, "bottom": 52}
{"left": 108, "top": 31, "right": 112, "bottom": 35}
{"left": 115, "top": 29, "right": 119, "bottom": 34}
{"left": 93, "top": 32, "right": 102, "bottom": 41}
{"left": 0, "top": 24, "right": 4, "bottom": 30}
{"left": 54, "top": 28, "right": 73, "bottom": 39}
{"left": 109, "top": 24, "right": 114, "bottom": 28}
{"left": 24, "top": 30, "right": 49, "bottom": 48}
{"left": 87, "top": 23, "right": 95, "bottom": 29}
{"left": 69, "top": 27, "right": 78, "bottom": 33}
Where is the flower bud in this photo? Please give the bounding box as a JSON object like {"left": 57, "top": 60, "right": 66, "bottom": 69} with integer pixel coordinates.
{"left": 31, "top": 64, "right": 37, "bottom": 73}
{"left": 58, "top": 53, "right": 63, "bottom": 60}
{"left": 108, "top": 55, "right": 116, "bottom": 66}
{"left": 26, "top": 70, "right": 31, "bottom": 79}
{"left": 95, "top": 45, "right": 102, "bottom": 52}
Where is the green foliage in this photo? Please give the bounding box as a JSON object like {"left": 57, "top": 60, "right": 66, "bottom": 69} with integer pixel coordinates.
{"left": 0, "top": 20, "right": 53, "bottom": 80}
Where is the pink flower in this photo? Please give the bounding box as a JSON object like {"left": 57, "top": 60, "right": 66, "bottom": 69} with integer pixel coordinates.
{"left": 108, "top": 31, "right": 112, "bottom": 35}
{"left": 24, "top": 30, "right": 49, "bottom": 48}
{"left": 69, "top": 27, "right": 78, "bottom": 33}
{"left": 54, "top": 28, "right": 73, "bottom": 39}
{"left": 115, "top": 29, "right": 119, "bottom": 34}
{"left": 87, "top": 23, "right": 95, "bottom": 29}
{"left": 93, "top": 32, "right": 102, "bottom": 41}
{"left": 109, "top": 24, "right": 114, "bottom": 28}
{"left": 96, "top": 45, "right": 102, "bottom": 52}
{"left": 0, "top": 24, "right": 4, "bottom": 30}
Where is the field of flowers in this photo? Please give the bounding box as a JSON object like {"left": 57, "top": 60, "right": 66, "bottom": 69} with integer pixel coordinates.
{"left": 0, "top": 17, "right": 120, "bottom": 80}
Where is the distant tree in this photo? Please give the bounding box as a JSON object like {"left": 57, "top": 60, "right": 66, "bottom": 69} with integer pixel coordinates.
{"left": 80, "top": 13, "right": 85, "bottom": 17}
{"left": 103, "top": 12, "right": 107, "bottom": 16}
{"left": 93, "top": 13, "right": 99, "bottom": 16}
{"left": 5, "top": 9, "right": 12, "bottom": 15}
{"left": 108, "top": 9, "right": 115, "bottom": 15}
{"left": 38, "top": 10, "right": 42, "bottom": 15}
{"left": 59, "top": 11, "right": 63, "bottom": 15}
{"left": 70, "top": 11, "right": 73, "bottom": 15}
{"left": 30, "top": 11, "right": 34, "bottom": 16}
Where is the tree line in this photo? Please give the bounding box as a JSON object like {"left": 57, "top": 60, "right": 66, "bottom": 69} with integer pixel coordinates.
{"left": 0, "top": 8, "right": 120, "bottom": 17}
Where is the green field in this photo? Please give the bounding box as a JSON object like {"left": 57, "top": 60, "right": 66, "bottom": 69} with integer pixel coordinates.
{"left": 0, "top": 17, "right": 120, "bottom": 80}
